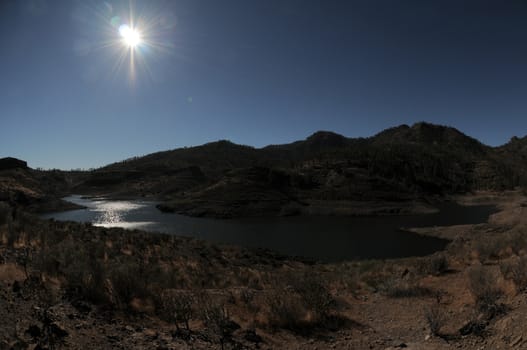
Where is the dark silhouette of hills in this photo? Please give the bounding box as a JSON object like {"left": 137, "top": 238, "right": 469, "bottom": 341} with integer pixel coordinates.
{"left": 66, "top": 122, "right": 524, "bottom": 217}
{"left": 0, "top": 157, "right": 28, "bottom": 171}
{"left": 0, "top": 160, "right": 79, "bottom": 212}
{"left": 2, "top": 122, "right": 526, "bottom": 217}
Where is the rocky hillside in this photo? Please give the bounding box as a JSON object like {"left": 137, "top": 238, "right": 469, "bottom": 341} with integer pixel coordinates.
{"left": 69, "top": 122, "right": 525, "bottom": 218}
{"left": 2, "top": 123, "right": 524, "bottom": 218}
{"left": 0, "top": 158, "right": 83, "bottom": 213}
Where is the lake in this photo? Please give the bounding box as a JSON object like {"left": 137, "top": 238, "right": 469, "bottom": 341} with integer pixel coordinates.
{"left": 41, "top": 195, "right": 497, "bottom": 262}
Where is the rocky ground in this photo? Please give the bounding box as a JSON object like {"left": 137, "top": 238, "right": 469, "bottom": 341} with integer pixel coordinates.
{"left": 1, "top": 191, "right": 527, "bottom": 349}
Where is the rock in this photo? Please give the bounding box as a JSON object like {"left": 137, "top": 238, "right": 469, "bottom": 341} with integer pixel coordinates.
{"left": 71, "top": 300, "right": 92, "bottom": 314}
{"left": 50, "top": 322, "right": 68, "bottom": 338}
{"left": 12, "top": 281, "right": 21, "bottom": 294}
{"left": 243, "top": 329, "right": 262, "bottom": 343}
{"left": 223, "top": 319, "right": 241, "bottom": 333}
{"left": 459, "top": 320, "right": 487, "bottom": 336}
{"left": 107, "top": 335, "right": 120, "bottom": 343}
{"left": 9, "top": 339, "right": 28, "bottom": 350}
{"left": 171, "top": 328, "right": 191, "bottom": 341}
{"left": 25, "top": 324, "right": 41, "bottom": 338}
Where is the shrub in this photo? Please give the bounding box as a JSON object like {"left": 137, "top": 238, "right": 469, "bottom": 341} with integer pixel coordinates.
{"left": 468, "top": 266, "right": 505, "bottom": 319}
{"left": 160, "top": 290, "right": 194, "bottom": 331}
{"left": 266, "top": 288, "right": 305, "bottom": 330}
{"left": 291, "top": 274, "right": 335, "bottom": 322}
{"left": 109, "top": 261, "right": 149, "bottom": 308}
{"left": 424, "top": 305, "right": 445, "bottom": 336}
{"left": 198, "top": 293, "right": 239, "bottom": 350}
{"left": 377, "top": 271, "right": 437, "bottom": 298}
{"left": 424, "top": 254, "right": 449, "bottom": 276}
{"left": 476, "top": 229, "right": 527, "bottom": 261}
{"left": 459, "top": 318, "right": 488, "bottom": 337}
{"left": 500, "top": 256, "right": 527, "bottom": 292}
{"left": 239, "top": 288, "right": 255, "bottom": 305}
{"left": 386, "top": 283, "right": 435, "bottom": 298}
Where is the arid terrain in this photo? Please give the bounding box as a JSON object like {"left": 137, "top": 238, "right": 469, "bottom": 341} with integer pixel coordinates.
{"left": 2, "top": 190, "right": 527, "bottom": 349}
{"left": 3, "top": 123, "right": 527, "bottom": 349}
{"left": 4, "top": 0, "right": 527, "bottom": 347}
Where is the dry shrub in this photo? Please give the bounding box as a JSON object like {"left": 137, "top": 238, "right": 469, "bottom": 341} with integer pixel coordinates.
{"left": 266, "top": 287, "right": 305, "bottom": 330}
{"left": 386, "top": 283, "right": 435, "bottom": 298}
{"left": 197, "top": 292, "right": 239, "bottom": 350}
{"left": 108, "top": 261, "right": 150, "bottom": 308}
{"left": 500, "top": 255, "right": 527, "bottom": 292}
{"left": 265, "top": 273, "right": 337, "bottom": 332}
{"left": 377, "top": 271, "right": 436, "bottom": 298}
{"left": 291, "top": 274, "right": 335, "bottom": 322}
{"left": 159, "top": 290, "right": 194, "bottom": 331}
{"left": 422, "top": 253, "right": 449, "bottom": 276}
{"left": 476, "top": 229, "right": 527, "bottom": 261}
{"left": 35, "top": 240, "right": 108, "bottom": 304}
{"left": 424, "top": 305, "right": 445, "bottom": 336}
{"left": 468, "top": 266, "right": 506, "bottom": 319}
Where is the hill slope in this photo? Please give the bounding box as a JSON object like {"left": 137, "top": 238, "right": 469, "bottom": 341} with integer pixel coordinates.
{"left": 67, "top": 122, "right": 526, "bottom": 218}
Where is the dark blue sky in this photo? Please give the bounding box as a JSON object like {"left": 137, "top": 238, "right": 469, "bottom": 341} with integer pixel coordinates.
{"left": 2, "top": 0, "right": 527, "bottom": 169}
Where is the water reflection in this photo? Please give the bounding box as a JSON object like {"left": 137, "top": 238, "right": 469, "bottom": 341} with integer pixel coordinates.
{"left": 79, "top": 197, "right": 155, "bottom": 229}
{"left": 42, "top": 195, "right": 496, "bottom": 262}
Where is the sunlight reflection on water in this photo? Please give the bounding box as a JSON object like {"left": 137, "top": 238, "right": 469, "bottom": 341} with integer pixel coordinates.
{"left": 82, "top": 198, "right": 155, "bottom": 229}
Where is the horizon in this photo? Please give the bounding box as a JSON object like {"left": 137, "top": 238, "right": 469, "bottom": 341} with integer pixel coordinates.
{"left": 2, "top": 0, "right": 527, "bottom": 169}
{"left": 7, "top": 121, "right": 523, "bottom": 171}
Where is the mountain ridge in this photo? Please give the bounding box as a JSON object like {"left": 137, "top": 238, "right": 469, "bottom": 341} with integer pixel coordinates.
{"left": 62, "top": 122, "right": 525, "bottom": 218}
{"left": 2, "top": 122, "right": 526, "bottom": 218}
{"left": 101, "top": 122, "right": 507, "bottom": 171}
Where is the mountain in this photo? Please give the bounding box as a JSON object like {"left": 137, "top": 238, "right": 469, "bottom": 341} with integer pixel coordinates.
{"left": 2, "top": 123, "right": 524, "bottom": 217}
{"left": 63, "top": 122, "right": 525, "bottom": 218}
{"left": 372, "top": 122, "right": 487, "bottom": 152}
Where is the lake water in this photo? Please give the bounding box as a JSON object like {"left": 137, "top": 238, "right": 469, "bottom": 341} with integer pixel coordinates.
{"left": 41, "top": 195, "right": 497, "bottom": 262}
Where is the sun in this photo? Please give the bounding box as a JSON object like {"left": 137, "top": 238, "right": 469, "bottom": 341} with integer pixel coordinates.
{"left": 119, "top": 24, "right": 142, "bottom": 48}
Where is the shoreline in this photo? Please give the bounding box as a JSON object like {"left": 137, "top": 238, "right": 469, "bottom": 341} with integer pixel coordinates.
{"left": 37, "top": 192, "right": 500, "bottom": 264}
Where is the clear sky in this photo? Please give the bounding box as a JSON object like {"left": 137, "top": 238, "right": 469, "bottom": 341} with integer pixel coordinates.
{"left": 1, "top": 0, "right": 527, "bottom": 169}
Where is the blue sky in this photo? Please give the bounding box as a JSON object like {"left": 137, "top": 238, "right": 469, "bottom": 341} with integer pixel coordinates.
{"left": 1, "top": 0, "right": 527, "bottom": 169}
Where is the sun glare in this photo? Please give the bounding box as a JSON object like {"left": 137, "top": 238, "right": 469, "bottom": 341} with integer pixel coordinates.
{"left": 81, "top": 1, "right": 176, "bottom": 83}
{"left": 119, "top": 24, "right": 141, "bottom": 48}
